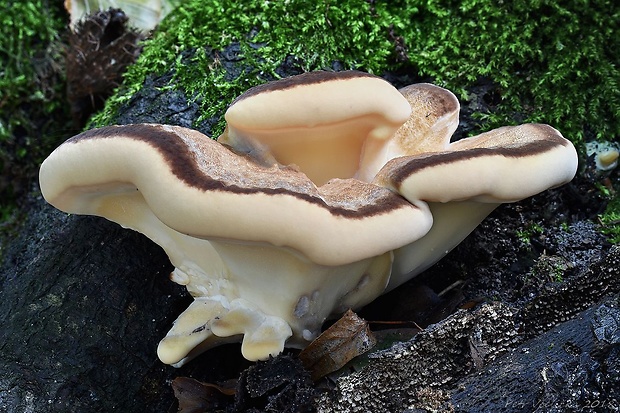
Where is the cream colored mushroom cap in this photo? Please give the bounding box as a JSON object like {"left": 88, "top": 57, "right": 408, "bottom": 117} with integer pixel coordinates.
{"left": 375, "top": 123, "right": 578, "bottom": 203}
{"left": 357, "top": 82, "right": 461, "bottom": 181}
{"left": 220, "top": 71, "right": 412, "bottom": 185}
{"left": 225, "top": 70, "right": 411, "bottom": 130}
{"left": 375, "top": 123, "right": 578, "bottom": 289}
{"left": 39, "top": 124, "right": 432, "bottom": 266}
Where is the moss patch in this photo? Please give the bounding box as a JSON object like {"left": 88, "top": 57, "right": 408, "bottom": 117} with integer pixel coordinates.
{"left": 0, "top": 0, "right": 68, "bottom": 214}
{"left": 93, "top": 0, "right": 619, "bottom": 144}
{"left": 600, "top": 189, "right": 620, "bottom": 243}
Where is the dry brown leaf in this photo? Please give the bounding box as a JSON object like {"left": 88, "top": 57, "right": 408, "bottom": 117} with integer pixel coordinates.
{"left": 171, "top": 377, "right": 235, "bottom": 413}
{"left": 299, "top": 309, "right": 376, "bottom": 381}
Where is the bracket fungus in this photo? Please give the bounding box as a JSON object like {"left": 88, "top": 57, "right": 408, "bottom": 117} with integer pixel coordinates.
{"left": 39, "top": 70, "right": 578, "bottom": 366}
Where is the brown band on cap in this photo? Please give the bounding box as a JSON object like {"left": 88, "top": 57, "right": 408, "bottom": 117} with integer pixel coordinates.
{"left": 386, "top": 133, "right": 571, "bottom": 187}
{"left": 231, "top": 70, "right": 382, "bottom": 104}
{"left": 69, "top": 124, "right": 415, "bottom": 219}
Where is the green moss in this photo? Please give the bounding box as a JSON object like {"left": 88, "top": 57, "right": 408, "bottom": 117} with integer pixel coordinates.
{"left": 92, "top": 0, "right": 398, "bottom": 135}
{"left": 0, "top": 0, "right": 68, "bottom": 208}
{"left": 516, "top": 221, "right": 545, "bottom": 247}
{"left": 599, "top": 191, "right": 620, "bottom": 244}
{"left": 0, "top": 1, "right": 62, "bottom": 113}
{"left": 93, "top": 0, "right": 619, "bottom": 144}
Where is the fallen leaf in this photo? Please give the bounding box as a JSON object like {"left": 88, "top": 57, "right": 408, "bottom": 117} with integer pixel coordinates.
{"left": 299, "top": 309, "right": 376, "bottom": 381}
{"left": 172, "top": 377, "right": 235, "bottom": 413}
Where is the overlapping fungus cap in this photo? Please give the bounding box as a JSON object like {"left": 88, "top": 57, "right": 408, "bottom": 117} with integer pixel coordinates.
{"left": 370, "top": 83, "right": 578, "bottom": 286}
{"left": 38, "top": 70, "right": 580, "bottom": 366}
{"left": 375, "top": 122, "right": 578, "bottom": 204}
{"left": 220, "top": 70, "right": 412, "bottom": 185}
{"left": 39, "top": 123, "right": 432, "bottom": 266}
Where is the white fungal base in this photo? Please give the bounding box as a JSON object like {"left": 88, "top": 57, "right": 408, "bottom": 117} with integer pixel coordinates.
{"left": 156, "top": 240, "right": 393, "bottom": 366}
{"left": 157, "top": 295, "right": 293, "bottom": 366}
{"left": 56, "top": 178, "right": 395, "bottom": 366}
{"left": 388, "top": 201, "right": 499, "bottom": 290}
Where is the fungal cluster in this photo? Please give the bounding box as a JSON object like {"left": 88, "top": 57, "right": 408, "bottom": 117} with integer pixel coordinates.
{"left": 39, "top": 71, "right": 578, "bottom": 366}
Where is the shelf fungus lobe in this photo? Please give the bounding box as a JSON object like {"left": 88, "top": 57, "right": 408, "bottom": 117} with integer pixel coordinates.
{"left": 39, "top": 70, "right": 578, "bottom": 366}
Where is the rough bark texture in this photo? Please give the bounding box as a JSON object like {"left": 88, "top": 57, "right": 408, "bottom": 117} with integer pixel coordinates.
{"left": 317, "top": 247, "right": 620, "bottom": 412}
{"left": 317, "top": 301, "right": 520, "bottom": 412}
{"left": 2, "top": 197, "right": 617, "bottom": 413}
{"left": 451, "top": 295, "right": 620, "bottom": 413}
{"left": 0, "top": 198, "right": 184, "bottom": 412}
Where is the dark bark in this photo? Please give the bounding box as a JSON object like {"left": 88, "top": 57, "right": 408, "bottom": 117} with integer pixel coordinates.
{"left": 451, "top": 294, "right": 620, "bottom": 413}
{"left": 0, "top": 197, "right": 184, "bottom": 412}
{"left": 317, "top": 246, "right": 620, "bottom": 412}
